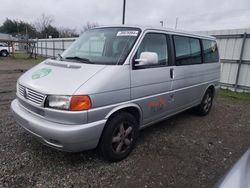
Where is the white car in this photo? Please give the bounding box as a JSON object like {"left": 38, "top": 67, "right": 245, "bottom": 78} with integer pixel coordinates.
{"left": 0, "top": 43, "right": 13, "bottom": 57}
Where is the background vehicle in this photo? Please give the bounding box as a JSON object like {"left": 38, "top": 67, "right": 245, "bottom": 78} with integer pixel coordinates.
{"left": 0, "top": 43, "right": 13, "bottom": 57}
{"left": 11, "top": 26, "right": 220, "bottom": 161}
{"left": 215, "top": 148, "right": 250, "bottom": 188}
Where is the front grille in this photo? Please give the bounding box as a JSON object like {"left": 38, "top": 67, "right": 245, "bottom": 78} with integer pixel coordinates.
{"left": 18, "top": 84, "right": 46, "bottom": 105}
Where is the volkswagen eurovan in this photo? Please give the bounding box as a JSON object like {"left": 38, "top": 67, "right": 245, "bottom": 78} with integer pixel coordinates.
{"left": 11, "top": 25, "right": 220, "bottom": 161}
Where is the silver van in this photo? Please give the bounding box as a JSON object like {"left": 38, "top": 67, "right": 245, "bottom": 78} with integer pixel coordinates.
{"left": 11, "top": 25, "right": 220, "bottom": 161}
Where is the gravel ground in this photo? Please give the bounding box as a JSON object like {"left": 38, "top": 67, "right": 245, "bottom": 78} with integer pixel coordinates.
{"left": 1, "top": 57, "right": 250, "bottom": 188}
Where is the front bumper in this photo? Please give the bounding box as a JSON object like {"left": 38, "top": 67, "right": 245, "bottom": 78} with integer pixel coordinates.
{"left": 11, "top": 99, "right": 106, "bottom": 152}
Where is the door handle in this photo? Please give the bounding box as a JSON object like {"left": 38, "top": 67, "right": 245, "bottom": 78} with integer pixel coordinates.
{"left": 170, "top": 68, "right": 174, "bottom": 79}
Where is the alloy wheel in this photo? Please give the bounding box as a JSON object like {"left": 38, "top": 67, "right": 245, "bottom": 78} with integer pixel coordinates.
{"left": 112, "top": 122, "right": 134, "bottom": 154}
{"left": 203, "top": 93, "right": 212, "bottom": 112}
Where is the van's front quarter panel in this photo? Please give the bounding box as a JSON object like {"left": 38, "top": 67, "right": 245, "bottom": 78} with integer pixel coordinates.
{"left": 74, "top": 65, "right": 130, "bottom": 100}
{"left": 75, "top": 65, "right": 132, "bottom": 123}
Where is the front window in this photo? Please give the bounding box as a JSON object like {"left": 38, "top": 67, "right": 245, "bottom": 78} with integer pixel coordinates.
{"left": 61, "top": 27, "right": 141, "bottom": 65}
{"left": 135, "top": 33, "right": 169, "bottom": 66}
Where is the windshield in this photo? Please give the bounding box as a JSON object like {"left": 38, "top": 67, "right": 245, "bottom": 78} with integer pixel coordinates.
{"left": 61, "top": 27, "right": 141, "bottom": 65}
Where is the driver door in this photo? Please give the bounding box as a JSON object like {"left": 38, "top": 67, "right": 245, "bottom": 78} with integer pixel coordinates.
{"left": 130, "top": 32, "right": 174, "bottom": 125}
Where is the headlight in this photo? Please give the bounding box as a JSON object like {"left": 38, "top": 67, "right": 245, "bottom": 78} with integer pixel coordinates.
{"left": 45, "top": 95, "right": 92, "bottom": 111}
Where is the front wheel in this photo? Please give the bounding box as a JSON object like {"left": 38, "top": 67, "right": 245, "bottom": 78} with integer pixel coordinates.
{"left": 99, "top": 112, "right": 139, "bottom": 162}
{"left": 195, "top": 89, "right": 214, "bottom": 116}
{"left": 0, "top": 50, "right": 8, "bottom": 57}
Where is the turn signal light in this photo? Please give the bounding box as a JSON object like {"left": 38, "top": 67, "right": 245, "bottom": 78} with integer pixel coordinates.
{"left": 70, "top": 96, "right": 92, "bottom": 111}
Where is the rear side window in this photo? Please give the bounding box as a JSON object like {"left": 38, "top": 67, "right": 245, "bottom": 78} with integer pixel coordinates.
{"left": 173, "top": 36, "right": 202, "bottom": 66}
{"left": 202, "top": 40, "right": 219, "bottom": 63}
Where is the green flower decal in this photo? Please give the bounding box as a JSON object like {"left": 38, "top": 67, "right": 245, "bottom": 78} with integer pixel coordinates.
{"left": 32, "top": 68, "right": 52, "bottom": 80}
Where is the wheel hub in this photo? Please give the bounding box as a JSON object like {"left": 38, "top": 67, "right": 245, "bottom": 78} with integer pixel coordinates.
{"left": 112, "top": 123, "right": 133, "bottom": 153}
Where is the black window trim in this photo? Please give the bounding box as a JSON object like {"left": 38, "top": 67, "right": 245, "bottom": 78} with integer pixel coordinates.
{"left": 132, "top": 32, "right": 173, "bottom": 70}
{"left": 172, "top": 34, "right": 203, "bottom": 66}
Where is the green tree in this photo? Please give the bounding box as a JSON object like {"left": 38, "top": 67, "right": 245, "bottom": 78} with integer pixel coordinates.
{"left": 0, "top": 18, "right": 17, "bottom": 34}
{"left": 41, "top": 25, "right": 59, "bottom": 38}
{"left": 58, "top": 27, "right": 79, "bottom": 38}
{"left": 0, "top": 18, "right": 37, "bottom": 38}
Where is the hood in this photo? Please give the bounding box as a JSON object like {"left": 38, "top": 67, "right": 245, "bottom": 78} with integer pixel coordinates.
{"left": 18, "top": 59, "right": 106, "bottom": 95}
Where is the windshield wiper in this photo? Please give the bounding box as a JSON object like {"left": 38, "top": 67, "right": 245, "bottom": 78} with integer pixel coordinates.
{"left": 57, "top": 53, "right": 63, "bottom": 61}
{"left": 65, "top": 56, "right": 94, "bottom": 64}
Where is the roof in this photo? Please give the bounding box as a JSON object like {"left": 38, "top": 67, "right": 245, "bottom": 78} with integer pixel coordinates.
{"left": 0, "top": 33, "right": 17, "bottom": 41}
{"left": 0, "top": 33, "right": 35, "bottom": 43}
{"left": 94, "top": 24, "right": 215, "bottom": 40}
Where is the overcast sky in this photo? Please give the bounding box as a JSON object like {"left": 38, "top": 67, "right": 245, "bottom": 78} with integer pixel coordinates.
{"left": 0, "top": 0, "right": 250, "bottom": 32}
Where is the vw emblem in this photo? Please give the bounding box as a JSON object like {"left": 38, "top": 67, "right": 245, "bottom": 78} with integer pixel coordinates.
{"left": 23, "top": 88, "right": 29, "bottom": 99}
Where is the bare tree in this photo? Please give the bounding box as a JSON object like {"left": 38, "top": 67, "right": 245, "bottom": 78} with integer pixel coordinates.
{"left": 58, "top": 27, "right": 79, "bottom": 38}
{"left": 81, "top": 22, "right": 99, "bottom": 33}
{"left": 34, "top": 13, "right": 54, "bottom": 32}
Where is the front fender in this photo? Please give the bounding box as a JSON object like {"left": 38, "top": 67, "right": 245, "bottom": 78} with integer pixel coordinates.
{"left": 105, "top": 103, "right": 143, "bottom": 125}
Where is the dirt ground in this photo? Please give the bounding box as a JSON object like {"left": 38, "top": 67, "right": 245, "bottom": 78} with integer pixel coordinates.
{"left": 1, "top": 57, "right": 250, "bottom": 188}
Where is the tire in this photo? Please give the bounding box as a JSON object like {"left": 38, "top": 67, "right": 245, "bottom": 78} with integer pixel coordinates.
{"left": 0, "top": 50, "right": 8, "bottom": 57}
{"left": 195, "top": 89, "right": 214, "bottom": 116}
{"left": 99, "top": 112, "right": 139, "bottom": 162}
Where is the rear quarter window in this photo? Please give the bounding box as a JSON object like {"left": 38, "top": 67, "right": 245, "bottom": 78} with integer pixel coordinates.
{"left": 202, "top": 40, "right": 219, "bottom": 63}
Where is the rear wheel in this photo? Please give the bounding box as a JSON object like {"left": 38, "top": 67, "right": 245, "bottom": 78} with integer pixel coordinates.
{"left": 195, "top": 89, "right": 214, "bottom": 116}
{"left": 99, "top": 112, "right": 139, "bottom": 162}
{"left": 0, "top": 50, "right": 8, "bottom": 57}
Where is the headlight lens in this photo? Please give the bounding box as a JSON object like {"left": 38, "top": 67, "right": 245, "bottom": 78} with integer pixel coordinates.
{"left": 45, "top": 95, "right": 92, "bottom": 111}
{"left": 46, "top": 95, "right": 71, "bottom": 110}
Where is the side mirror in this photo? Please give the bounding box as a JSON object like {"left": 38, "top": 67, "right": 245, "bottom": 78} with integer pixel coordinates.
{"left": 134, "top": 52, "right": 158, "bottom": 66}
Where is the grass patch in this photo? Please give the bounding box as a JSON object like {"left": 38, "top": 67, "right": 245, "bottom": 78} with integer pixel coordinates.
{"left": 11, "top": 52, "right": 46, "bottom": 63}
{"left": 219, "top": 89, "right": 250, "bottom": 102}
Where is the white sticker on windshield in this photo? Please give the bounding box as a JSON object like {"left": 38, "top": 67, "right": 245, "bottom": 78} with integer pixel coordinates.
{"left": 117, "top": 31, "right": 139, "bottom": 37}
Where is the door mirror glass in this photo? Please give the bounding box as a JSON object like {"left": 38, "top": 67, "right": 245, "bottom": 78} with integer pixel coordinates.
{"left": 135, "top": 52, "right": 158, "bottom": 66}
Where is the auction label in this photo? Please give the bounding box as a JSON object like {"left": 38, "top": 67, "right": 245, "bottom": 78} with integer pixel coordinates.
{"left": 117, "top": 31, "right": 139, "bottom": 36}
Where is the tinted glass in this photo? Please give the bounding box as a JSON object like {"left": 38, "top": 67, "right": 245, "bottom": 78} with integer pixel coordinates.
{"left": 202, "top": 40, "right": 219, "bottom": 63}
{"left": 135, "top": 33, "right": 168, "bottom": 66}
{"left": 174, "top": 36, "right": 202, "bottom": 65}
{"left": 62, "top": 27, "right": 140, "bottom": 65}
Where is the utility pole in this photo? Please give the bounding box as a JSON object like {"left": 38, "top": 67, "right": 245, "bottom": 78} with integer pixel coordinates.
{"left": 16, "top": 22, "right": 19, "bottom": 36}
{"left": 122, "top": 0, "right": 126, "bottom": 24}
{"left": 26, "top": 26, "right": 28, "bottom": 39}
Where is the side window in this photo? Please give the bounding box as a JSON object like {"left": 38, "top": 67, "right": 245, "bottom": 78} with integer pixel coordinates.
{"left": 202, "top": 40, "right": 219, "bottom": 63}
{"left": 135, "top": 33, "right": 169, "bottom": 66}
{"left": 173, "top": 36, "right": 202, "bottom": 66}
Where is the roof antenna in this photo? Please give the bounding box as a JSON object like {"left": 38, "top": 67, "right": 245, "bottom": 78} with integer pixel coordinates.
{"left": 160, "top": 21, "right": 164, "bottom": 27}
{"left": 175, "top": 17, "right": 178, "bottom": 29}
